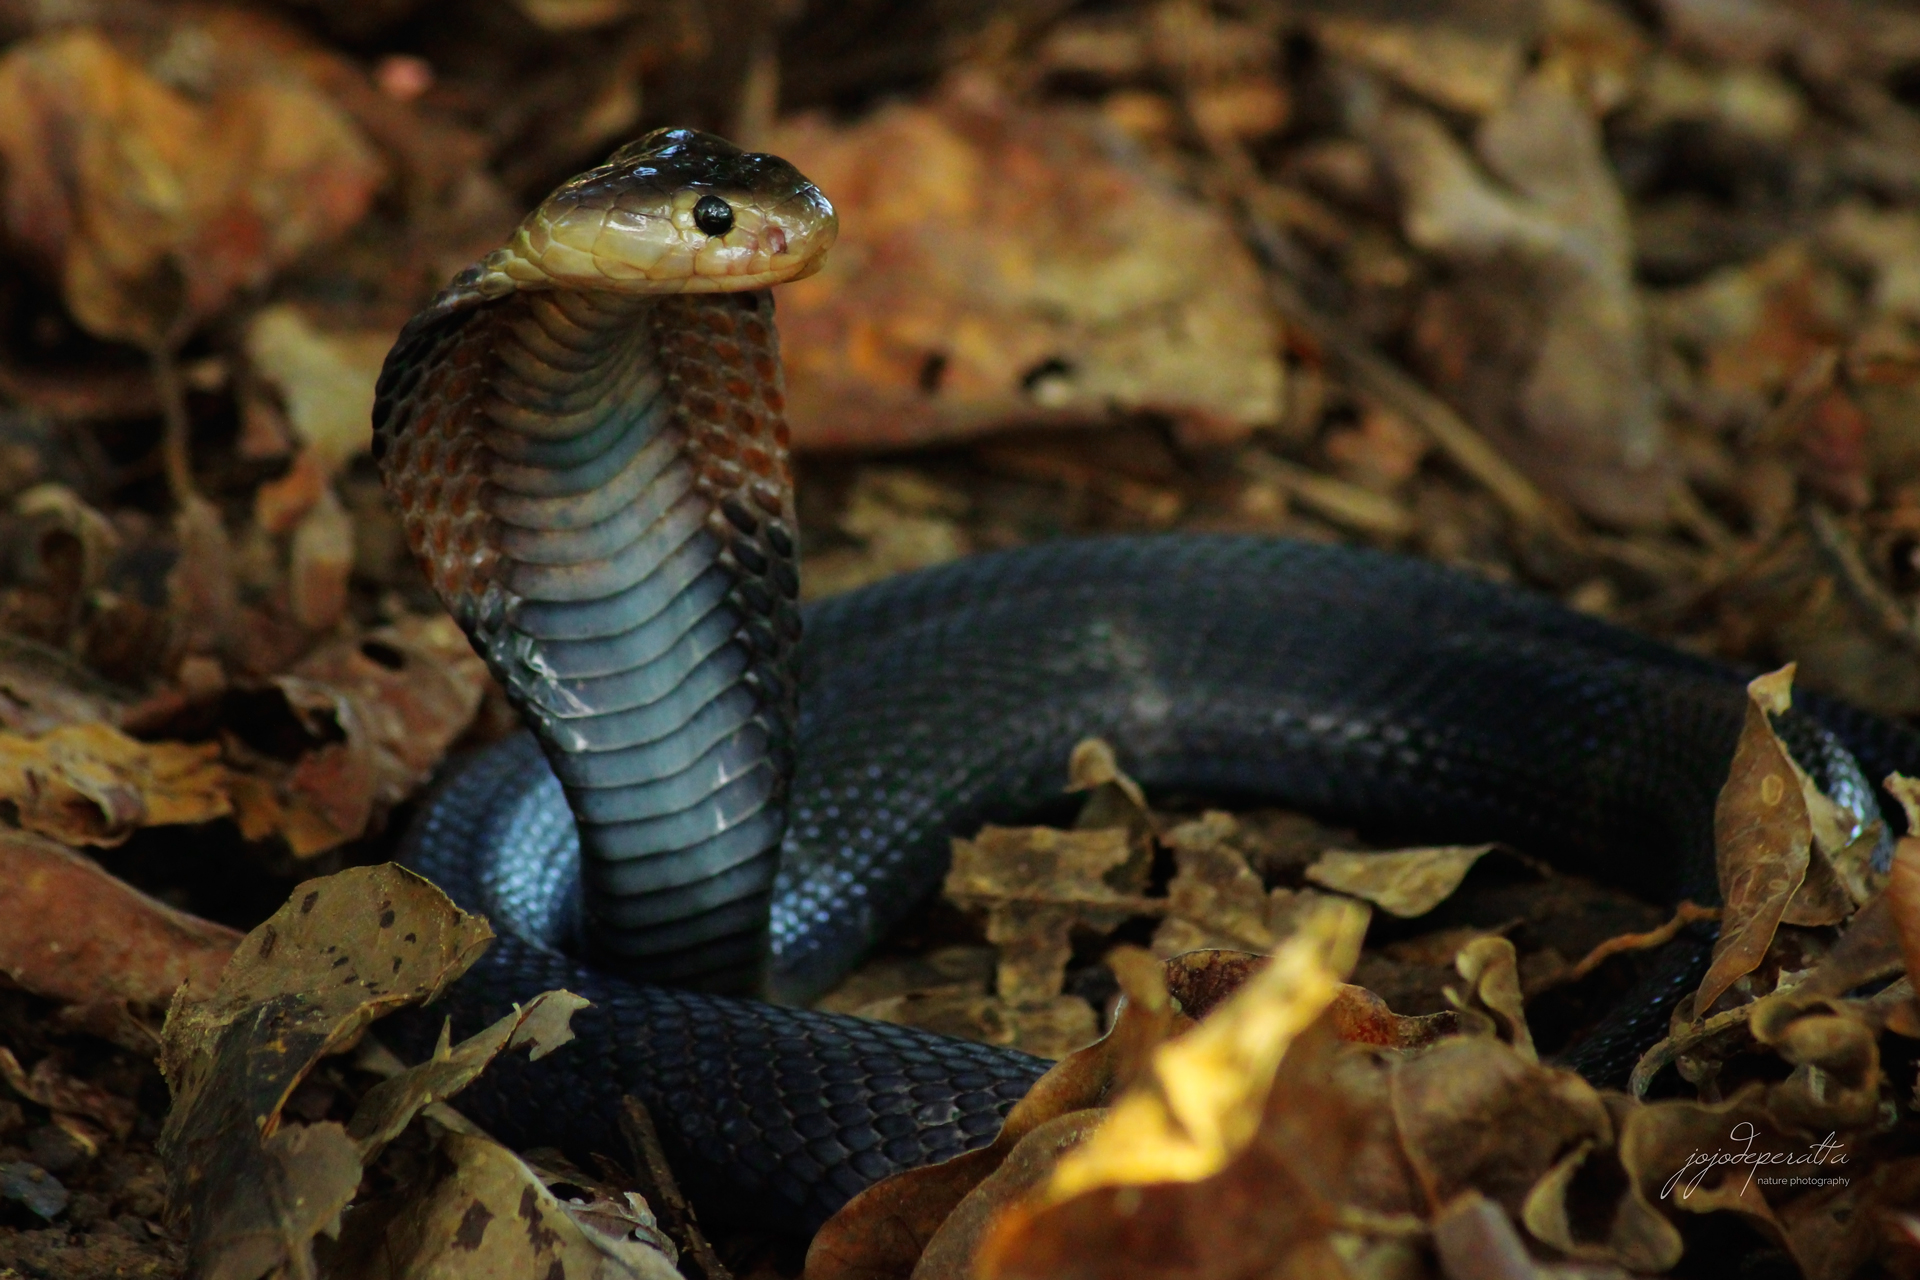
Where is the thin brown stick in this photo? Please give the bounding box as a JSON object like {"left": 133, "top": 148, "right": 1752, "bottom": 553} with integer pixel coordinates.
{"left": 1162, "top": 78, "right": 1569, "bottom": 543}
{"left": 1534, "top": 901, "right": 1722, "bottom": 994}
{"left": 147, "top": 343, "right": 197, "bottom": 505}
{"left": 620, "top": 1094, "right": 732, "bottom": 1280}
{"left": 1805, "top": 501, "right": 1920, "bottom": 656}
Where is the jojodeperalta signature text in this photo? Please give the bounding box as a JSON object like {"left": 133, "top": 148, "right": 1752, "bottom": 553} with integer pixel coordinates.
{"left": 1662, "top": 1123, "right": 1849, "bottom": 1200}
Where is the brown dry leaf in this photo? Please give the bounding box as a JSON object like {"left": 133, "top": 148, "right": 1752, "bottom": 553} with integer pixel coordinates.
{"left": 1325, "top": 983, "right": 1460, "bottom": 1052}
{"left": 1748, "top": 994, "right": 1883, "bottom": 1132}
{"left": 0, "top": 1045, "right": 138, "bottom": 1140}
{"left": 769, "top": 81, "right": 1282, "bottom": 450}
{"left": 0, "top": 721, "right": 232, "bottom": 846}
{"left": 1306, "top": 843, "right": 1497, "bottom": 918}
{"left": 1451, "top": 936, "right": 1537, "bottom": 1062}
{"left": 0, "top": 25, "right": 382, "bottom": 347}
{"left": 168, "top": 496, "right": 241, "bottom": 660}
{"left": 850, "top": 991, "right": 1099, "bottom": 1062}
{"left": 1025, "top": 898, "right": 1364, "bottom": 1202}
{"left": 1393, "top": 1037, "right": 1612, "bottom": 1219}
{"left": 228, "top": 621, "right": 488, "bottom": 856}
{"left": 946, "top": 824, "right": 1161, "bottom": 1005}
{"left": 912, "top": 1111, "right": 1108, "bottom": 1280}
{"left": 1155, "top": 811, "right": 1298, "bottom": 953}
{"left": 0, "top": 829, "right": 238, "bottom": 1011}
{"left": 1697, "top": 666, "right": 1816, "bottom": 1014}
{"left": 346, "top": 989, "right": 587, "bottom": 1157}
{"left": 806, "top": 947, "right": 1179, "bottom": 1280}
{"left": 976, "top": 907, "right": 1409, "bottom": 1280}
{"left": 1371, "top": 73, "right": 1671, "bottom": 526}
{"left": 324, "top": 1125, "right": 679, "bottom": 1280}
{"left": 158, "top": 865, "right": 494, "bottom": 1279}
{"left": 804, "top": 468, "right": 972, "bottom": 601}
{"left": 1521, "top": 1099, "right": 1684, "bottom": 1274}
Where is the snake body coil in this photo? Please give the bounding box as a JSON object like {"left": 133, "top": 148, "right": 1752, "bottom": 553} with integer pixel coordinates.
{"left": 377, "top": 132, "right": 1920, "bottom": 1235}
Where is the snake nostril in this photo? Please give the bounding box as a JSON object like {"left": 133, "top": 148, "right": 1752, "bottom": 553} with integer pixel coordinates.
{"left": 694, "top": 195, "right": 734, "bottom": 236}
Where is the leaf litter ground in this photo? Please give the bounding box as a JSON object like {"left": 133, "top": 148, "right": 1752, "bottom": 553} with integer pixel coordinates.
{"left": 6, "top": 1, "right": 1920, "bottom": 1277}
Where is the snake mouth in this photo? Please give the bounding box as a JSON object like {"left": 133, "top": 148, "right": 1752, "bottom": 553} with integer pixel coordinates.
{"left": 470, "top": 129, "right": 837, "bottom": 297}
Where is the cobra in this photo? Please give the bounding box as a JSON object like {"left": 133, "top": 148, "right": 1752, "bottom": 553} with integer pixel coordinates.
{"left": 374, "top": 129, "right": 1920, "bottom": 1236}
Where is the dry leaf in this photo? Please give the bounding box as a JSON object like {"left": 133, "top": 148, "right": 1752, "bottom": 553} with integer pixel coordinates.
{"left": 805, "top": 947, "right": 1179, "bottom": 1280}
{"left": 1697, "top": 666, "right": 1813, "bottom": 1013}
{"left": 325, "top": 1126, "right": 679, "bottom": 1280}
{"left": 159, "top": 865, "right": 494, "bottom": 1278}
{"left": 769, "top": 84, "right": 1282, "bottom": 450}
{"left": 946, "top": 824, "right": 1161, "bottom": 1005}
{"left": 1036, "top": 899, "right": 1364, "bottom": 1202}
{"left": 227, "top": 623, "right": 488, "bottom": 856}
{"left": 0, "top": 1045, "right": 138, "bottom": 1140}
{"left": 0, "top": 25, "right": 382, "bottom": 347}
{"left": 0, "top": 721, "right": 232, "bottom": 846}
{"left": 1371, "top": 73, "right": 1670, "bottom": 525}
{"left": 1452, "top": 936, "right": 1536, "bottom": 1062}
{"left": 1306, "top": 844, "right": 1496, "bottom": 918}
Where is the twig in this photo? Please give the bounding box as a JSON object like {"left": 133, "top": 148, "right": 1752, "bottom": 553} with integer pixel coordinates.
{"left": 1248, "top": 239, "right": 1565, "bottom": 541}
{"left": 1161, "top": 76, "right": 1570, "bottom": 544}
{"left": 147, "top": 343, "right": 197, "bottom": 505}
{"left": 1529, "top": 901, "right": 1721, "bottom": 996}
{"left": 619, "top": 1095, "right": 732, "bottom": 1280}
{"left": 1804, "top": 501, "right": 1920, "bottom": 656}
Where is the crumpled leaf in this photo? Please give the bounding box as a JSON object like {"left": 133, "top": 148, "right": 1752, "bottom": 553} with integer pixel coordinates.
{"left": 1393, "top": 1037, "right": 1613, "bottom": 1220}
{"left": 326, "top": 1126, "right": 680, "bottom": 1280}
{"left": 1031, "top": 898, "right": 1364, "bottom": 1203}
{"left": 1306, "top": 843, "right": 1497, "bottom": 918}
{"left": 346, "top": 989, "right": 589, "bottom": 1157}
{"left": 0, "top": 24, "right": 383, "bottom": 346}
{"left": 1450, "top": 936, "right": 1536, "bottom": 1062}
{"left": 1371, "top": 72, "right": 1671, "bottom": 525}
{"left": 0, "top": 829, "right": 239, "bottom": 1011}
{"left": 1153, "top": 811, "right": 1311, "bottom": 954}
{"left": 975, "top": 906, "right": 1407, "bottom": 1280}
{"left": 946, "top": 824, "right": 1160, "bottom": 1005}
{"left": 287, "top": 484, "right": 356, "bottom": 633}
{"left": 0, "top": 721, "right": 232, "bottom": 846}
{"left": 1313, "top": 14, "right": 1525, "bottom": 116}
{"left": 158, "top": 865, "right": 495, "bottom": 1280}
{"left": 769, "top": 82, "right": 1283, "bottom": 450}
{"left": 227, "top": 619, "right": 488, "bottom": 856}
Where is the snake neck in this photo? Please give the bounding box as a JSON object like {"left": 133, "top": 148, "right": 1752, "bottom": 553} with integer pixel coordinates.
{"left": 372, "top": 282, "right": 802, "bottom": 993}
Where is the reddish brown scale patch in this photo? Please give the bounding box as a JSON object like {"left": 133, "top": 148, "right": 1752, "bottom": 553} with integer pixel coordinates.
{"left": 742, "top": 446, "right": 772, "bottom": 477}
{"left": 774, "top": 421, "right": 790, "bottom": 448}
{"left": 714, "top": 340, "right": 742, "bottom": 362}
{"left": 704, "top": 430, "right": 739, "bottom": 461}
{"left": 725, "top": 377, "right": 753, "bottom": 400}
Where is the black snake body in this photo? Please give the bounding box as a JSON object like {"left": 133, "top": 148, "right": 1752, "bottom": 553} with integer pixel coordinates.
{"left": 376, "top": 131, "right": 1920, "bottom": 1236}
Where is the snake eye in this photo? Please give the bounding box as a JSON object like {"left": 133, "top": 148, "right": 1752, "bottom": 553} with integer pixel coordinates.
{"left": 693, "top": 195, "right": 734, "bottom": 236}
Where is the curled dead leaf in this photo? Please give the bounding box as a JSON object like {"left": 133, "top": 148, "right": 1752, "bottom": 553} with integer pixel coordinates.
{"left": 0, "top": 721, "right": 232, "bottom": 846}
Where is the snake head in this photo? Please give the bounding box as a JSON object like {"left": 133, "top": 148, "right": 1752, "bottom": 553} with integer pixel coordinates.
{"left": 470, "top": 127, "right": 837, "bottom": 297}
